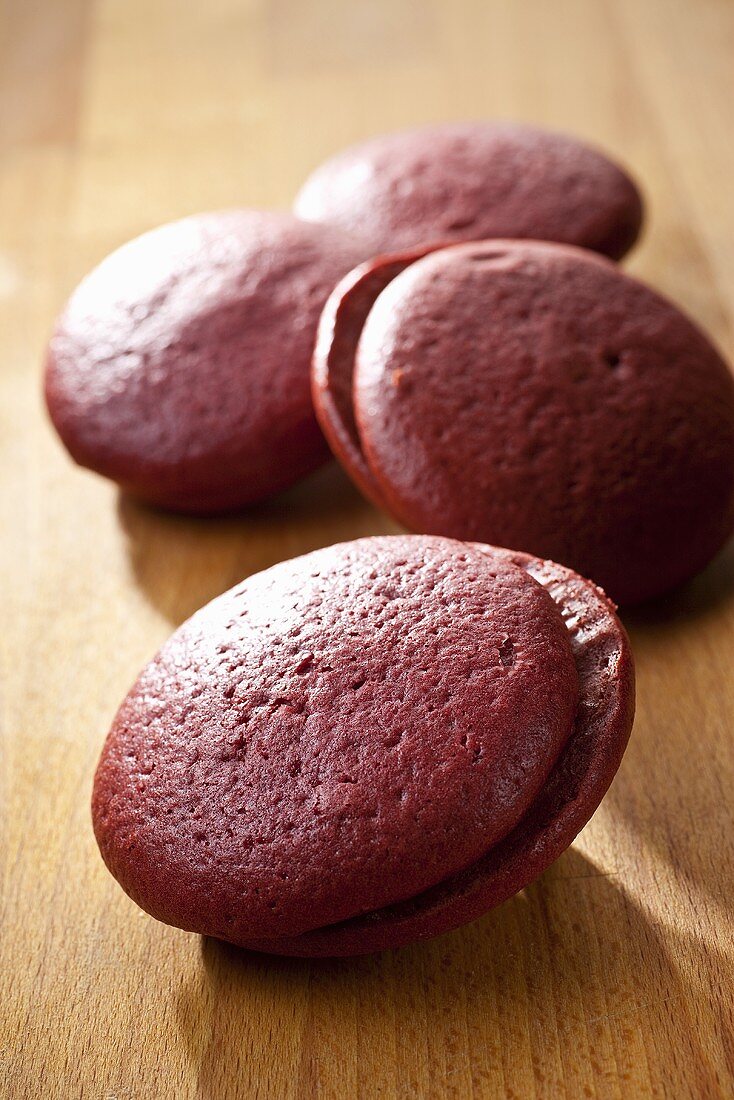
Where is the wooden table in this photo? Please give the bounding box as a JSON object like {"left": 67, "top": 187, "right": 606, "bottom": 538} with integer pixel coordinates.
{"left": 2, "top": 1, "right": 733, "bottom": 1096}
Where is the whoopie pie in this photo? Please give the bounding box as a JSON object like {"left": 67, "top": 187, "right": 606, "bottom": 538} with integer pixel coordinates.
{"left": 313, "top": 241, "right": 734, "bottom": 604}
{"left": 92, "top": 535, "right": 634, "bottom": 956}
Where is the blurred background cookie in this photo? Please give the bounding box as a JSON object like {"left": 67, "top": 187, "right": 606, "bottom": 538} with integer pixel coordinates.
{"left": 45, "top": 209, "right": 365, "bottom": 513}
{"left": 295, "top": 122, "right": 644, "bottom": 259}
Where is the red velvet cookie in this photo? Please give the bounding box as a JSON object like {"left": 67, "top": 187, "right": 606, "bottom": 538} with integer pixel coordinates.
{"left": 315, "top": 241, "right": 734, "bottom": 605}
{"left": 294, "top": 122, "right": 643, "bottom": 260}
{"left": 311, "top": 248, "right": 433, "bottom": 509}
{"left": 44, "top": 210, "right": 365, "bottom": 513}
{"left": 92, "top": 535, "right": 634, "bottom": 956}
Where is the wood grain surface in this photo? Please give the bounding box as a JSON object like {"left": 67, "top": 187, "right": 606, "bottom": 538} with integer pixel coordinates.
{"left": 2, "top": 1, "right": 733, "bottom": 1096}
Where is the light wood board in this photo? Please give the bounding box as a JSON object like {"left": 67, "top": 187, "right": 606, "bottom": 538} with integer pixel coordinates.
{"left": 1, "top": 1, "right": 733, "bottom": 1096}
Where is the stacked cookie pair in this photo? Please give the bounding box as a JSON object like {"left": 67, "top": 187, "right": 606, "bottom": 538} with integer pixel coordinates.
{"left": 46, "top": 123, "right": 734, "bottom": 955}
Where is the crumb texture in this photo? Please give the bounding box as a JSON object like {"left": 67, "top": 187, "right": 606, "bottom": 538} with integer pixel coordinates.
{"left": 237, "top": 546, "right": 634, "bottom": 956}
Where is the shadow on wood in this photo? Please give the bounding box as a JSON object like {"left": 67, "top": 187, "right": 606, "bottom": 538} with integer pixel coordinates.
{"left": 116, "top": 461, "right": 398, "bottom": 624}
{"left": 173, "top": 849, "right": 725, "bottom": 1097}
{"left": 622, "top": 535, "right": 734, "bottom": 630}
{"left": 608, "top": 539, "right": 734, "bottom": 925}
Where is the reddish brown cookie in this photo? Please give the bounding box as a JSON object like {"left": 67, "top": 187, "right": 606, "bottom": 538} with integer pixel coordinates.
{"left": 45, "top": 210, "right": 365, "bottom": 513}
{"left": 318, "top": 240, "right": 734, "bottom": 605}
{"left": 311, "top": 248, "right": 435, "bottom": 509}
{"left": 92, "top": 535, "right": 634, "bottom": 956}
{"left": 295, "top": 122, "right": 643, "bottom": 260}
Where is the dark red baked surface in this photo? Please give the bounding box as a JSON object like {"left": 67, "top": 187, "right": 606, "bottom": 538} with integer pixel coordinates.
{"left": 92, "top": 535, "right": 634, "bottom": 956}
{"left": 45, "top": 210, "right": 364, "bottom": 513}
{"left": 326, "top": 241, "right": 734, "bottom": 605}
{"left": 295, "top": 122, "right": 643, "bottom": 260}
{"left": 311, "top": 248, "right": 435, "bottom": 509}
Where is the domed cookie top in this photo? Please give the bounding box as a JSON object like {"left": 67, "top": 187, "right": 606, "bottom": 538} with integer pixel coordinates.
{"left": 93, "top": 535, "right": 580, "bottom": 942}
{"left": 315, "top": 240, "right": 734, "bottom": 605}
{"left": 45, "top": 210, "right": 365, "bottom": 513}
{"left": 295, "top": 122, "right": 643, "bottom": 260}
{"left": 92, "top": 535, "right": 633, "bottom": 955}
